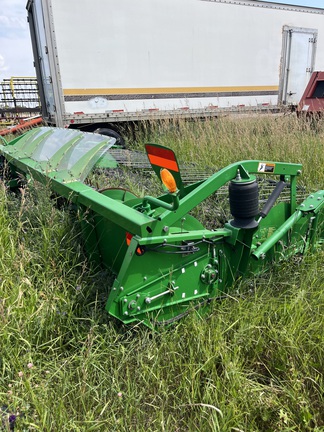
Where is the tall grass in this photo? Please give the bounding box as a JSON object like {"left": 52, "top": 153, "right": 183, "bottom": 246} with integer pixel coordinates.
{"left": 0, "top": 114, "right": 323, "bottom": 431}
{"left": 134, "top": 113, "right": 324, "bottom": 189}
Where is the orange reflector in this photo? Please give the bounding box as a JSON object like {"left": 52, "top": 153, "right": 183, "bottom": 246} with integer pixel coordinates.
{"left": 160, "top": 168, "right": 177, "bottom": 193}
{"left": 146, "top": 145, "right": 179, "bottom": 172}
{"left": 126, "top": 232, "right": 132, "bottom": 246}
{"left": 148, "top": 154, "right": 178, "bottom": 171}
{"left": 126, "top": 232, "right": 145, "bottom": 255}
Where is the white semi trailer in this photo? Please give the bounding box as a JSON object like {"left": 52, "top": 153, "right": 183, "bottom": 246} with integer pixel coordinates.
{"left": 26, "top": 0, "right": 324, "bottom": 142}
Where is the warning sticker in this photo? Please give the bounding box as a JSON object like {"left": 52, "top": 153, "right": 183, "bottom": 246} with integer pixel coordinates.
{"left": 258, "top": 163, "right": 275, "bottom": 173}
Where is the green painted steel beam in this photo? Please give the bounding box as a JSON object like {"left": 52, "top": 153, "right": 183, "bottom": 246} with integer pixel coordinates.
{"left": 299, "top": 190, "right": 324, "bottom": 213}
{"left": 74, "top": 186, "right": 160, "bottom": 236}
{"left": 252, "top": 210, "right": 303, "bottom": 260}
{"left": 158, "top": 160, "right": 302, "bottom": 227}
{"left": 136, "top": 228, "right": 232, "bottom": 245}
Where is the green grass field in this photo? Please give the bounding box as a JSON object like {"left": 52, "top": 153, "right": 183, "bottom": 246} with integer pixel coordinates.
{"left": 0, "top": 114, "right": 323, "bottom": 431}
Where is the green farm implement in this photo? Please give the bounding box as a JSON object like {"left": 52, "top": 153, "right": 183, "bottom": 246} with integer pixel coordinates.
{"left": 0, "top": 127, "right": 323, "bottom": 328}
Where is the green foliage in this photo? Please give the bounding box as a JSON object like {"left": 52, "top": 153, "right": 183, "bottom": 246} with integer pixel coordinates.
{"left": 0, "top": 115, "right": 324, "bottom": 431}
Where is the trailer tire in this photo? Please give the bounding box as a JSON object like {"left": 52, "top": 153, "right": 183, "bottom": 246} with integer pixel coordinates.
{"left": 94, "top": 128, "right": 126, "bottom": 148}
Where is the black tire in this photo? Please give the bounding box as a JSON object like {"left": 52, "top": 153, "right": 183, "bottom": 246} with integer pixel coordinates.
{"left": 94, "top": 128, "right": 126, "bottom": 148}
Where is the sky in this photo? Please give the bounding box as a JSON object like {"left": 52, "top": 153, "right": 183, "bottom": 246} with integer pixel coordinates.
{"left": 0, "top": 0, "right": 323, "bottom": 80}
{"left": 0, "top": 0, "right": 34, "bottom": 79}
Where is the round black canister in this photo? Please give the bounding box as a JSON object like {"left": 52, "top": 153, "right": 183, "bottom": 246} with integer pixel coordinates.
{"left": 229, "top": 179, "right": 259, "bottom": 228}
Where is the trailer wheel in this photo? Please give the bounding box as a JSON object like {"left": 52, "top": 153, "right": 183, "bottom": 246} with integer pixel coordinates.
{"left": 94, "top": 128, "right": 126, "bottom": 148}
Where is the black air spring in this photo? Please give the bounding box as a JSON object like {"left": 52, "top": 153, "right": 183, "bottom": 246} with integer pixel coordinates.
{"left": 229, "top": 176, "right": 259, "bottom": 229}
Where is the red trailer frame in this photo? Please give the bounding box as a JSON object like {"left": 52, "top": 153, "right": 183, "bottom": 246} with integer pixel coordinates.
{"left": 297, "top": 71, "right": 324, "bottom": 115}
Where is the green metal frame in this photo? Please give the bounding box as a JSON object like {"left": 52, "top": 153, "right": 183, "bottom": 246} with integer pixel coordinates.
{"left": 1, "top": 127, "right": 323, "bottom": 328}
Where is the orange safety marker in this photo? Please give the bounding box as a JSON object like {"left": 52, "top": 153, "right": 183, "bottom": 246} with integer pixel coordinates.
{"left": 145, "top": 144, "right": 179, "bottom": 172}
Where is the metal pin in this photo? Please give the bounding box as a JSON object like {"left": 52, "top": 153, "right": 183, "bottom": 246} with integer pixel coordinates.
{"left": 145, "top": 286, "right": 179, "bottom": 304}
